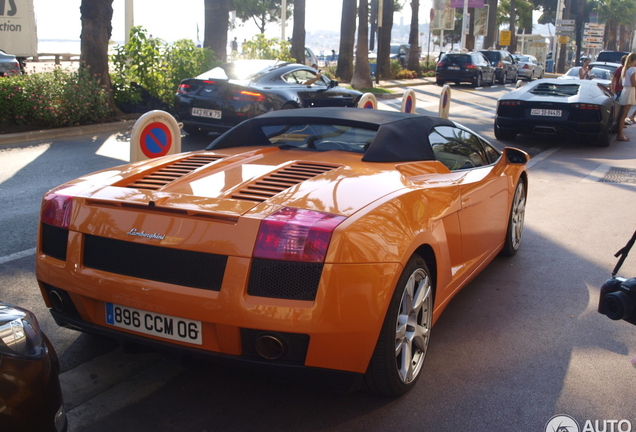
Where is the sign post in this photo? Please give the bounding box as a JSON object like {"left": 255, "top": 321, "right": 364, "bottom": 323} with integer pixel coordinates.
{"left": 130, "top": 110, "right": 182, "bottom": 162}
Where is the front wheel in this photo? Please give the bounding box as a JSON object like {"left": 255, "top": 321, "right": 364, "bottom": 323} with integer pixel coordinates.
{"left": 364, "top": 254, "right": 433, "bottom": 397}
{"left": 501, "top": 179, "right": 527, "bottom": 256}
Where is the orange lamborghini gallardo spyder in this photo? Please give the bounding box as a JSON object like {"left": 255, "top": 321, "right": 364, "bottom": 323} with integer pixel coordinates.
{"left": 36, "top": 108, "right": 528, "bottom": 396}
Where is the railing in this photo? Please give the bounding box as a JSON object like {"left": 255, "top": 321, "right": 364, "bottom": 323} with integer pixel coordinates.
{"left": 30, "top": 53, "right": 81, "bottom": 64}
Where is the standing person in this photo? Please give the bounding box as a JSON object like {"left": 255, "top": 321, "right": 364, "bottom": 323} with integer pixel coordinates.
{"left": 578, "top": 58, "right": 594, "bottom": 79}
{"left": 230, "top": 37, "right": 238, "bottom": 55}
{"left": 616, "top": 53, "right": 636, "bottom": 142}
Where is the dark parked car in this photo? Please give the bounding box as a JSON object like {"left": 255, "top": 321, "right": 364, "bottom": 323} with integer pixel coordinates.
{"left": 479, "top": 49, "right": 519, "bottom": 84}
{"left": 0, "top": 302, "right": 67, "bottom": 432}
{"left": 494, "top": 79, "right": 619, "bottom": 147}
{"left": 435, "top": 52, "right": 496, "bottom": 87}
{"left": 174, "top": 60, "right": 363, "bottom": 136}
{"left": 596, "top": 51, "right": 630, "bottom": 64}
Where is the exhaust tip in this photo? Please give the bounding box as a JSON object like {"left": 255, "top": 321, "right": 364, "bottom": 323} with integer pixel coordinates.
{"left": 49, "top": 289, "right": 64, "bottom": 312}
{"left": 254, "top": 334, "right": 286, "bottom": 360}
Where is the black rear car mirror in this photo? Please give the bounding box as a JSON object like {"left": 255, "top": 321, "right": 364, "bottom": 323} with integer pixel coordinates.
{"left": 505, "top": 147, "right": 529, "bottom": 164}
{"left": 329, "top": 79, "right": 338, "bottom": 88}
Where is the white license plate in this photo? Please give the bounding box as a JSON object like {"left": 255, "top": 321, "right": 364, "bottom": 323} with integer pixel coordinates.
{"left": 192, "top": 107, "right": 222, "bottom": 119}
{"left": 448, "top": 66, "right": 460, "bottom": 70}
{"left": 531, "top": 109, "right": 562, "bottom": 117}
{"left": 105, "top": 303, "right": 202, "bottom": 345}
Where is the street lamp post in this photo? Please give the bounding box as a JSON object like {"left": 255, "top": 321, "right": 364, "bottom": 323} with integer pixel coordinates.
{"left": 125, "top": 0, "right": 134, "bottom": 44}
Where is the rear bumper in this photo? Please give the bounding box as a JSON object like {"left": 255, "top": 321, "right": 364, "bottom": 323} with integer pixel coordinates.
{"left": 496, "top": 115, "right": 606, "bottom": 137}
{"left": 48, "top": 307, "right": 364, "bottom": 393}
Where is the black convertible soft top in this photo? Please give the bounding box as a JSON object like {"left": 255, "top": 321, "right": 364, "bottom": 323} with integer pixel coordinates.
{"left": 207, "top": 107, "right": 454, "bottom": 163}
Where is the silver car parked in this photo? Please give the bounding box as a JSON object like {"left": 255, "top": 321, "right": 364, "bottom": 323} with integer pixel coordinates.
{"left": 512, "top": 54, "right": 544, "bottom": 81}
{"left": 0, "top": 50, "right": 22, "bottom": 76}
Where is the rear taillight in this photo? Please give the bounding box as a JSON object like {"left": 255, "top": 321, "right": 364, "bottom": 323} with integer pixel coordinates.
{"left": 41, "top": 193, "right": 73, "bottom": 229}
{"left": 177, "top": 84, "right": 191, "bottom": 94}
{"left": 254, "top": 207, "right": 345, "bottom": 262}
{"left": 465, "top": 63, "right": 477, "bottom": 69}
{"left": 230, "top": 90, "right": 265, "bottom": 102}
{"left": 436, "top": 61, "right": 446, "bottom": 67}
{"left": 499, "top": 100, "right": 525, "bottom": 106}
{"left": 573, "top": 103, "right": 600, "bottom": 110}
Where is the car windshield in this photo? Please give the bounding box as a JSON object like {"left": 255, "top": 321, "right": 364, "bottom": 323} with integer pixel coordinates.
{"left": 530, "top": 82, "right": 580, "bottom": 96}
{"left": 212, "top": 122, "right": 378, "bottom": 153}
{"left": 481, "top": 51, "right": 499, "bottom": 62}
{"left": 514, "top": 55, "right": 530, "bottom": 62}
{"left": 197, "top": 60, "right": 280, "bottom": 80}
{"left": 591, "top": 68, "right": 611, "bottom": 80}
{"left": 441, "top": 54, "right": 471, "bottom": 64}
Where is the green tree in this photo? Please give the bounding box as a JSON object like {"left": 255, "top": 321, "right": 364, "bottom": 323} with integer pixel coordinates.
{"left": 241, "top": 34, "right": 294, "bottom": 61}
{"left": 597, "top": 0, "right": 636, "bottom": 50}
{"left": 233, "top": 0, "right": 292, "bottom": 34}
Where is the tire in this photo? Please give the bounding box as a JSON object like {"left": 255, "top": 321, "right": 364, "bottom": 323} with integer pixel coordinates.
{"left": 436, "top": 79, "right": 445, "bottom": 86}
{"left": 529, "top": 71, "right": 534, "bottom": 81}
{"left": 364, "top": 254, "right": 433, "bottom": 397}
{"left": 498, "top": 71, "right": 506, "bottom": 84}
{"left": 183, "top": 125, "right": 208, "bottom": 137}
{"left": 490, "top": 72, "right": 496, "bottom": 86}
{"left": 501, "top": 179, "right": 527, "bottom": 257}
{"left": 281, "top": 102, "right": 298, "bottom": 110}
{"left": 494, "top": 123, "right": 517, "bottom": 141}
{"left": 473, "top": 73, "right": 482, "bottom": 87}
{"left": 598, "top": 124, "right": 611, "bottom": 147}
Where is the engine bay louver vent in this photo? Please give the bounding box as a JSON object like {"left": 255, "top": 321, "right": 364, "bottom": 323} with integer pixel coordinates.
{"left": 231, "top": 162, "right": 341, "bottom": 202}
{"left": 126, "top": 155, "right": 223, "bottom": 190}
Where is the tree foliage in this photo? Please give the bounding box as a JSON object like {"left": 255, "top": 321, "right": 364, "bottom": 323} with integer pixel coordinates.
{"left": 233, "top": 0, "right": 292, "bottom": 34}
{"left": 241, "top": 33, "right": 294, "bottom": 61}
{"left": 110, "top": 27, "right": 218, "bottom": 108}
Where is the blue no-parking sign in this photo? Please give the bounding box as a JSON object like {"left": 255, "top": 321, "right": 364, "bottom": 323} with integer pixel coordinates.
{"left": 130, "top": 111, "right": 182, "bottom": 162}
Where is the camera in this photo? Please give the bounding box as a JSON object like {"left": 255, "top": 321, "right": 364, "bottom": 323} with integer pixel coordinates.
{"left": 598, "top": 276, "right": 636, "bottom": 325}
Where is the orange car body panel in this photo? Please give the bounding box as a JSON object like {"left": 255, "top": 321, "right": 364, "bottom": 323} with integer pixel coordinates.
{"left": 36, "top": 145, "right": 527, "bottom": 374}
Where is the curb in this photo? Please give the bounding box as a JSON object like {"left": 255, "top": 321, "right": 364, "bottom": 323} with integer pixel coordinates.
{"left": 0, "top": 120, "right": 137, "bottom": 146}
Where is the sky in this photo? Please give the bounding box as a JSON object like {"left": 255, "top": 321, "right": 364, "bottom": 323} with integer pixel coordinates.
{"left": 32, "top": 0, "right": 431, "bottom": 44}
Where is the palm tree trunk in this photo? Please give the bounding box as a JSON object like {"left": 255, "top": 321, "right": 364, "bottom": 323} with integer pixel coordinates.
{"left": 351, "top": 0, "right": 373, "bottom": 89}
{"left": 291, "top": 0, "right": 306, "bottom": 64}
{"left": 204, "top": 0, "right": 229, "bottom": 62}
{"left": 337, "top": 0, "right": 357, "bottom": 82}
{"left": 407, "top": 0, "right": 421, "bottom": 74}
{"left": 80, "top": 0, "right": 115, "bottom": 113}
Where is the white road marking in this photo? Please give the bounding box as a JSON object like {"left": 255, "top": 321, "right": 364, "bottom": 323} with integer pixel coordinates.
{"left": 0, "top": 248, "right": 36, "bottom": 265}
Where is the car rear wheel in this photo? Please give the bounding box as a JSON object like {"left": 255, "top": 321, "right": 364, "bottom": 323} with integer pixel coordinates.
{"left": 598, "top": 124, "right": 611, "bottom": 147}
{"left": 498, "top": 72, "right": 506, "bottom": 84}
{"left": 364, "top": 254, "right": 433, "bottom": 397}
{"left": 494, "top": 123, "right": 516, "bottom": 141}
{"left": 281, "top": 102, "right": 299, "bottom": 110}
{"left": 473, "top": 74, "right": 482, "bottom": 87}
{"left": 490, "top": 72, "right": 496, "bottom": 86}
{"left": 501, "top": 179, "right": 526, "bottom": 257}
{"left": 436, "top": 79, "right": 445, "bottom": 86}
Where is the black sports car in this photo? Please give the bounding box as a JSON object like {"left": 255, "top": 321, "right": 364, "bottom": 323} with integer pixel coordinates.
{"left": 174, "top": 60, "right": 363, "bottom": 136}
{"left": 494, "top": 79, "right": 619, "bottom": 147}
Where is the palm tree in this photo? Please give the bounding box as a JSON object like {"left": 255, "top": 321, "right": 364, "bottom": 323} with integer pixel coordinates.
{"left": 80, "top": 0, "right": 115, "bottom": 112}
{"left": 407, "top": 0, "right": 421, "bottom": 75}
{"left": 204, "top": 0, "right": 230, "bottom": 62}
{"left": 351, "top": 0, "right": 373, "bottom": 89}
{"left": 336, "top": 0, "right": 357, "bottom": 82}
{"left": 376, "top": 0, "right": 394, "bottom": 79}
{"left": 597, "top": 0, "right": 636, "bottom": 50}
{"left": 291, "top": 0, "right": 306, "bottom": 64}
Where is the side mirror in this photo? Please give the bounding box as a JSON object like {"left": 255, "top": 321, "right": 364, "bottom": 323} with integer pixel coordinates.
{"left": 329, "top": 79, "right": 338, "bottom": 88}
{"left": 505, "top": 147, "right": 529, "bottom": 164}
